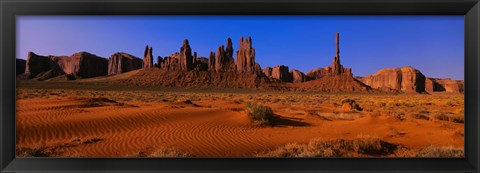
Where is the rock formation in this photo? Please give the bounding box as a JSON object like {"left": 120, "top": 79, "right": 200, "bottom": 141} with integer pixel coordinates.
{"left": 16, "top": 59, "right": 26, "bottom": 75}
{"left": 180, "top": 39, "right": 194, "bottom": 71}
{"left": 271, "top": 65, "right": 292, "bottom": 82}
{"left": 193, "top": 57, "right": 209, "bottom": 71}
{"left": 225, "top": 38, "right": 234, "bottom": 58}
{"left": 26, "top": 51, "right": 108, "bottom": 80}
{"left": 208, "top": 52, "right": 215, "bottom": 71}
{"left": 158, "top": 39, "right": 195, "bottom": 71}
{"left": 25, "top": 52, "right": 61, "bottom": 79}
{"left": 306, "top": 33, "right": 352, "bottom": 80}
{"left": 157, "top": 56, "right": 163, "bottom": 68}
{"left": 108, "top": 52, "right": 143, "bottom": 75}
{"left": 294, "top": 74, "right": 372, "bottom": 92}
{"left": 236, "top": 36, "right": 258, "bottom": 74}
{"left": 290, "top": 69, "right": 306, "bottom": 83}
{"left": 143, "top": 45, "right": 154, "bottom": 68}
{"left": 193, "top": 52, "right": 197, "bottom": 65}
{"left": 358, "top": 66, "right": 426, "bottom": 93}
{"left": 263, "top": 67, "right": 273, "bottom": 77}
{"left": 426, "top": 78, "right": 464, "bottom": 93}
{"left": 214, "top": 43, "right": 235, "bottom": 73}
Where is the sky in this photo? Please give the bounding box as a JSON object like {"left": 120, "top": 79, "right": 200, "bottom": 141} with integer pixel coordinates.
{"left": 16, "top": 16, "right": 464, "bottom": 80}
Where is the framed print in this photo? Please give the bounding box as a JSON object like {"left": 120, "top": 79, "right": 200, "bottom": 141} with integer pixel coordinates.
{"left": 1, "top": 0, "right": 479, "bottom": 172}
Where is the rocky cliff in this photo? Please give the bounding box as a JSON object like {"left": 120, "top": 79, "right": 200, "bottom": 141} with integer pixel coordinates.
{"left": 16, "top": 59, "right": 26, "bottom": 75}
{"left": 143, "top": 45, "right": 154, "bottom": 68}
{"left": 236, "top": 36, "right": 260, "bottom": 74}
{"left": 426, "top": 78, "right": 464, "bottom": 93}
{"left": 25, "top": 51, "right": 108, "bottom": 80}
{"left": 358, "top": 66, "right": 426, "bottom": 93}
{"left": 108, "top": 52, "right": 143, "bottom": 75}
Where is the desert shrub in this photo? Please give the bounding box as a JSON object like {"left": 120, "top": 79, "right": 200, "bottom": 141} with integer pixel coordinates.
{"left": 144, "top": 147, "right": 192, "bottom": 157}
{"left": 445, "top": 101, "right": 455, "bottom": 107}
{"left": 410, "top": 114, "right": 430, "bottom": 120}
{"left": 416, "top": 146, "right": 464, "bottom": 157}
{"left": 81, "top": 137, "right": 104, "bottom": 145}
{"left": 16, "top": 145, "right": 55, "bottom": 157}
{"left": 256, "top": 135, "right": 398, "bottom": 157}
{"left": 434, "top": 113, "right": 450, "bottom": 121}
{"left": 390, "top": 112, "right": 406, "bottom": 121}
{"left": 451, "top": 115, "right": 464, "bottom": 124}
{"left": 375, "top": 101, "right": 387, "bottom": 107}
{"left": 418, "top": 110, "right": 430, "bottom": 114}
{"left": 245, "top": 101, "right": 275, "bottom": 126}
{"left": 340, "top": 98, "right": 363, "bottom": 111}
{"left": 386, "top": 101, "right": 401, "bottom": 107}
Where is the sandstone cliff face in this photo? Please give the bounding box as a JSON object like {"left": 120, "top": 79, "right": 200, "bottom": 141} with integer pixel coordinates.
{"left": 306, "top": 68, "right": 328, "bottom": 80}
{"left": 271, "top": 65, "right": 292, "bottom": 82}
{"left": 208, "top": 51, "right": 215, "bottom": 71}
{"left": 358, "top": 66, "right": 426, "bottom": 93}
{"left": 214, "top": 44, "right": 235, "bottom": 73}
{"left": 158, "top": 40, "right": 195, "bottom": 71}
{"left": 16, "top": 59, "right": 26, "bottom": 75}
{"left": 290, "top": 69, "right": 306, "bottom": 83}
{"left": 236, "top": 36, "right": 257, "bottom": 74}
{"left": 426, "top": 78, "right": 464, "bottom": 93}
{"left": 26, "top": 51, "right": 108, "bottom": 80}
{"left": 179, "top": 39, "right": 194, "bottom": 71}
{"left": 263, "top": 67, "right": 273, "bottom": 77}
{"left": 193, "top": 57, "right": 209, "bottom": 71}
{"left": 108, "top": 52, "right": 143, "bottom": 75}
{"left": 143, "top": 45, "right": 154, "bottom": 68}
{"left": 25, "top": 52, "right": 61, "bottom": 79}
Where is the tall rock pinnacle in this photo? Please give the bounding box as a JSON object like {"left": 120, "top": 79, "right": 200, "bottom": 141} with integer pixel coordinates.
{"left": 332, "top": 32, "right": 341, "bottom": 75}
{"left": 180, "top": 39, "right": 194, "bottom": 71}
{"left": 236, "top": 36, "right": 257, "bottom": 74}
{"left": 143, "top": 45, "right": 154, "bottom": 68}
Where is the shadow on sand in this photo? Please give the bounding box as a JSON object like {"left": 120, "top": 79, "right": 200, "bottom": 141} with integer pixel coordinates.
{"left": 273, "top": 115, "right": 312, "bottom": 127}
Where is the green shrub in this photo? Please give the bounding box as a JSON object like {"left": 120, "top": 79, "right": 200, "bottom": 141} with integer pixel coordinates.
{"left": 245, "top": 101, "right": 275, "bottom": 126}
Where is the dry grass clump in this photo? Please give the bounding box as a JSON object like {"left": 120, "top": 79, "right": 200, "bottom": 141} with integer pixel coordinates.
{"left": 410, "top": 113, "right": 430, "bottom": 120}
{"left": 139, "top": 147, "right": 192, "bottom": 157}
{"left": 433, "top": 112, "right": 464, "bottom": 123}
{"left": 17, "top": 137, "right": 105, "bottom": 157}
{"left": 245, "top": 101, "right": 275, "bottom": 127}
{"left": 416, "top": 145, "right": 464, "bottom": 157}
{"left": 256, "top": 135, "right": 398, "bottom": 157}
{"left": 16, "top": 145, "right": 61, "bottom": 157}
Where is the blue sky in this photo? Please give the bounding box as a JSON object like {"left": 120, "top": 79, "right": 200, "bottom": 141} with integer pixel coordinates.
{"left": 16, "top": 16, "right": 464, "bottom": 80}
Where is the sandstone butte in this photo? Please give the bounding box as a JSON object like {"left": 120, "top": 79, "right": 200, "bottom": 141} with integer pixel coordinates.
{"left": 19, "top": 33, "right": 463, "bottom": 93}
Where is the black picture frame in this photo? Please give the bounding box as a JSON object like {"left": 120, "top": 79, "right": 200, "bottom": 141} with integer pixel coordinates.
{"left": 1, "top": 0, "right": 479, "bottom": 172}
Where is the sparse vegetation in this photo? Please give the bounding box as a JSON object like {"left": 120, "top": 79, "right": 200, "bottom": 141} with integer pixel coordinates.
{"left": 138, "top": 147, "right": 192, "bottom": 157}
{"left": 16, "top": 82, "right": 464, "bottom": 158}
{"left": 340, "top": 98, "right": 363, "bottom": 111}
{"left": 245, "top": 101, "right": 275, "bottom": 126}
{"left": 256, "top": 135, "right": 399, "bottom": 157}
{"left": 410, "top": 113, "right": 430, "bottom": 120}
{"left": 416, "top": 145, "right": 464, "bottom": 157}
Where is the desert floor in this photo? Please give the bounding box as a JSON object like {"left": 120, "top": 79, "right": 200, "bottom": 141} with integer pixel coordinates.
{"left": 16, "top": 81, "right": 464, "bottom": 157}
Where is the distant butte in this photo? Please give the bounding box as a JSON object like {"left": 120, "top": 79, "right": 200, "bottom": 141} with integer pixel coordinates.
{"left": 20, "top": 33, "right": 464, "bottom": 93}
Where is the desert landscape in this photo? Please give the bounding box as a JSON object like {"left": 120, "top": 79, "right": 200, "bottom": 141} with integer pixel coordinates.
{"left": 15, "top": 33, "right": 464, "bottom": 158}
